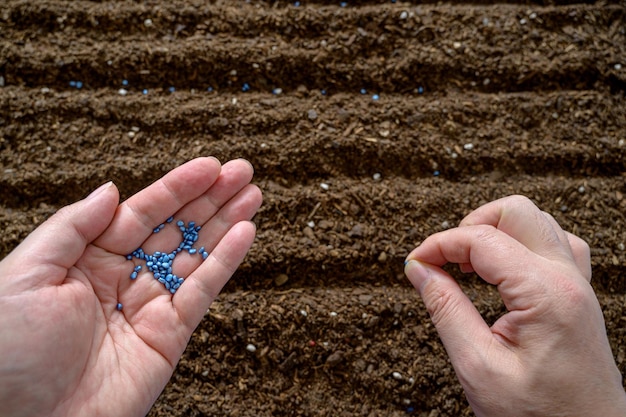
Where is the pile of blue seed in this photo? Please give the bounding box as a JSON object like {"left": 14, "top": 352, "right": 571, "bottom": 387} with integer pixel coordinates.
{"left": 125, "top": 216, "right": 209, "bottom": 294}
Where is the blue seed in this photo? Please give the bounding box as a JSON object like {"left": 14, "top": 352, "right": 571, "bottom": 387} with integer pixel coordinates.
{"left": 170, "top": 288, "right": 176, "bottom": 294}
{"left": 165, "top": 282, "right": 171, "bottom": 290}
{"left": 69, "top": 80, "right": 77, "bottom": 87}
{"left": 177, "top": 220, "right": 184, "bottom": 227}
{"left": 126, "top": 254, "right": 133, "bottom": 260}
{"left": 116, "top": 302, "right": 123, "bottom": 311}
{"left": 169, "top": 86, "right": 176, "bottom": 93}
{"left": 134, "top": 265, "right": 142, "bottom": 272}
{"left": 76, "top": 81, "right": 83, "bottom": 89}
{"left": 202, "top": 251, "right": 209, "bottom": 260}
{"left": 167, "top": 216, "right": 174, "bottom": 223}
{"left": 158, "top": 277, "right": 166, "bottom": 284}
{"left": 372, "top": 94, "right": 380, "bottom": 101}
{"left": 173, "top": 283, "right": 181, "bottom": 289}
{"left": 189, "top": 248, "right": 197, "bottom": 254}
{"left": 122, "top": 79, "right": 129, "bottom": 86}
{"left": 142, "top": 89, "right": 148, "bottom": 95}
{"left": 130, "top": 271, "right": 138, "bottom": 279}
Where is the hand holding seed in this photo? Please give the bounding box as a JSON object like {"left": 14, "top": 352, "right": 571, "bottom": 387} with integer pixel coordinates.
{"left": 404, "top": 195, "right": 626, "bottom": 417}
{"left": 0, "top": 157, "right": 262, "bottom": 417}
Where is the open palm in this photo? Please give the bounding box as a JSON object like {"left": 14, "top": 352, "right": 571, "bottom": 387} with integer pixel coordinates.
{"left": 0, "top": 157, "right": 262, "bottom": 417}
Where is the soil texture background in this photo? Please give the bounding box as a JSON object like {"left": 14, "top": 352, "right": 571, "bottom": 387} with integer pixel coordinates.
{"left": 1, "top": 1, "right": 626, "bottom": 416}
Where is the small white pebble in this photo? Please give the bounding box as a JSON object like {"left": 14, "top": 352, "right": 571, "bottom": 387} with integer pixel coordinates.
{"left": 529, "top": 12, "right": 537, "bottom": 20}
{"left": 402, "top": 399, "right": 411, "bottom": 405}
{"left": 483, "top": 78, "right": 491, "bottom": 86}
{"left": 260, "top": 142, "right": 268, "bottom": 149}
{"left": 144, "top": 18, "right": 153, "bottom": 27}
{"left": 453, "top": 41, "right": 462, "bottom": 49}
{"left": 578, "top": 185, "right": 585, "bottom": 193}
{"left": 201, "top": 370, "right": 209, "bottom": 377}
{"left": 520, "top": 18, "right": 527, "bottom": 25}
{"left": 246, "top": 344, "right": 257, "bottom": 353}
{"left": 392, "top": 372, "right": 403, "bottom": 380}
{"left": 552, "top": 112, "right": 559, "bottom": 119}
{"left": 399, "top": 11, "right": 408, "bottom": 19}
{"left": 615, "top": 63, "right": 622, "bottom": 71}
{"left": 373, "top": 173, "right": 382, "bottom": 181}
{"left": 451, "top": 152, "right": 458, "bottom": 159}
{"left": 307, "top": 220, "right": 315, "bottom": 228}
{"left": 320, "top": 182, "right": 330, "bottom": 191}
{"left": 127, "top": 131, "right": 136, "bottom": 138}
{"left": 618, "top": 243, "right": 625, "bottom": 251}
{"left": 232, "top": 97, "right": 238, "bottom": 105}
{"left": 118, "top": 88, "right": 128, "bottom": 96}
{"left": 330, "top": 311, "right": 338, "bottom": 317}
{"left": 40, "top": 87, "right": 50, "bottom": 94}
{"left": 131, "top": 126, "right": 140, "bottom": 132}
{"left": 619, "top": 139, "right": 624, "bottom": 147}
{"left": 299, "top": 309, "right": 308, "bottom": 317}
{"left": 463, "top": 143, "right": 474, "bottom": 151}
{"left": 362, "top": 313, "right": 368, "bottom": 319}
{"left": 408, "top": 377, "right": 415, "bottom": 384}
{"left": 441, "top": 220, "right": 450, "bottom": 229}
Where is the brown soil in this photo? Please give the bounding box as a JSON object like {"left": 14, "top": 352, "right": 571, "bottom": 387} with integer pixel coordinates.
{"left": 1, "top": 1, "right": 625, "bottom": 416}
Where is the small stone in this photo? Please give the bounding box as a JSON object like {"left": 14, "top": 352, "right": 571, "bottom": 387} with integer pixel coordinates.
{"left": 392, "top": 371, "right": 403, "bottom": 380}
{"left": 274, "top": 273, "right": 289, "bottom": 286}
{"left": 118, "top": 88, "right": 128, "bottom": 96}
{"left": 377, "top": 251, "right": 387, "bottom": 262}
{"left": 617, "top": 243, "right": 625, "bottom": 251}
{"left": 246, "top": 344, "right": 257, "bottom": 353}
{"left": 307, "top": 109, "right": 318, "bottom": 120}
{"left": 144, "top": 18, "right": 153, "bottom": 27}
{"left": 615, "top": 63, "right": 622, "bottom": 71}
{"left": 320, "top": 182, "right": 330, "bottom": 191}
{"left": 399, "top": 11, "right": 408, "bottom": 19}
{"left": 578, "top": 185, "right": 585, "bottom": 194}
{"left": 299, "top": 309, "right": 308, "bottom": 317}
{"left": 373, "top": 173, "right": 382, "bottom": 181}
{"left": 463, "top": 143, "right": 474, "bottom": 150}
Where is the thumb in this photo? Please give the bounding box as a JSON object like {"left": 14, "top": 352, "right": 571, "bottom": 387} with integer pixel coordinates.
{"left": 404, "top": 260, "right": 493, "bottom": 366}
{"left": 1, "top": 182, "right": 120, "bottom": 287}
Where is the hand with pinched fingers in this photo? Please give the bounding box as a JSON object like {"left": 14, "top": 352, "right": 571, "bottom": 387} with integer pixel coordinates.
{"left": 405, "top": 195, "right": 626, "bottom": 417}
{"left": 0, "top": 157, "right": 263, "bottom": 417}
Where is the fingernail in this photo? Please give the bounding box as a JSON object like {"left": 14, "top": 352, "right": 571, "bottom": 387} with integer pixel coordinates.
{"left": 404, "top": 259, "right": 432, "bottom": 294}
{"left": 86, "top": 181, "right": 113, "bottom": 200}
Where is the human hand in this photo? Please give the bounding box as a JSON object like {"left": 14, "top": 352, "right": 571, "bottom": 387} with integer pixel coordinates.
{"left": 405, "top": 195, "right": 626, "bottom": 417}
{"left": 0, "top": 157, "right": 262, "bottom": 417}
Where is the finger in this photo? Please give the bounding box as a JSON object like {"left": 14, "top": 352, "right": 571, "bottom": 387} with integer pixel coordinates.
{"left": 459, "top": 195, "right": 572, "bottom": 262}
{"left": 138, "top": 159, "right": 256, "bottom": 256}
{"left": 405, "top": 225, "right": 571, "bottom": 312}
{"left": 165, "top": 183, "right": 263, "bottom": 279}
{"left": 566, "top": 231, "right": 592, "bottom": 281}
{"left": 405, "top": 260, "right": 494, "bottom": 365}
{"left": 174, "top": 220, "right": 257, "bottom": 331}
{"left": 0, "top": 182, "right": 119, "bottom": 290}
{"left": 94, "top": 157, "right": 222, "bottom": 254}
{"left": 540, "top": 210, "right": 591, "bottom": 280}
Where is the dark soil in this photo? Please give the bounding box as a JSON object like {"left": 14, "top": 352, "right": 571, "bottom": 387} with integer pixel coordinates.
{"left": 1, "top": 1, "right": 625, "bottom": 416}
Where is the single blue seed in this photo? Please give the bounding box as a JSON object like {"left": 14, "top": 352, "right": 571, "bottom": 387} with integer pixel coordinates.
{"left": 242, "top": 83, "right": 250, "bottom": 92}
{"left": 173, "top": 283, "right": 181, "bottom": 289}
{"left": 177, "top": 220, "right": 184, "bottom": 227}
{"left": 158, "top": 277, "right": 166, "bottom": 284}
{"left": 116, "top": 302, "right": 123, "bottom": 311}
{"left": 168, "top": 253, "right": 175, "bottom": 259}
{"left": 76, "top": 81, "right": 83, "bottom": 89}
{"left": 321, "top": 89, "right": 327, "bottom": 95}
{"left": 126, "top": 254, "right": 133, "bottom": 260}
{"left": 202, "top": 251, "right": 209, "bottom": 260}
{"left": 130, "top": 271, "right": 138, "bottom": 279}
{"left": 166, "top": 274, "right": 173, "bottom": 282}
{"left": 167, "top": 216, "right": 174, "bottom": 223}
{"left": 155, "top": 251, "right": 161, "bottom": 257}
{"left": 418, "top": 86, "right": 424, "bottom": 94}
{"left": 360, "top": 88, "right": 366, "bottom": 94}
{"left": 122, "top": 79, "right": 129, "bottom": 86}
{"left": 69, "top": 80, "right": 77, "bottom": 87}
{"left": 178, "top": 277, "right": 184, "bottom": 284}
{"left": 143, "top": 89, "right": 148, "bottom": 95}
{"left": 189, "top": 221, "right": 195, "bottom": 227}
{"left": 169, "top": 86, "right": 176, "bottom": 93}
{"left": 153, "top": 227, "right": 160, "bottom": 233}
{"left": 135, "top": 265, "right": 142, "bottom": 271}
{"left": 170, "top": 288, "right": 176, "bottom": 294}
{"left": 165, "top": 282, "right": 171, "bottom": 290}
{"left": 434, "top": 170, "right": 440, "bottom": 176}
{"left": 372, "top": 94, "right": 380, "bottom": 100}
{"left": 189, "top": 248, "right": 197, "bottom": 254}
{"left": 207, "top": 86, "right": 213, "bottom": 92}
